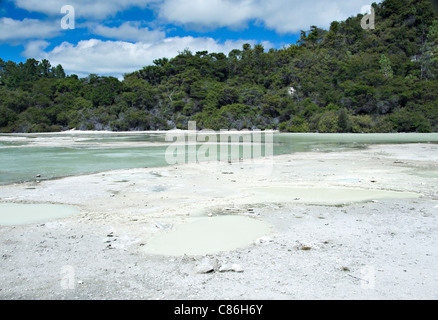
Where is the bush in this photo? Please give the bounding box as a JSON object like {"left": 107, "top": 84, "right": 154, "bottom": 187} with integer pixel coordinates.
{"left": 317, "top": 111, "right": 339, "bottom": 133}
{"left": 281, "top": 116, "right": 310, "bottom": 132}
{"left": 389, "top": 108, "right": 432, "bottom": 132}
{"left": 351, "top": 114, "right": 373, "bottom": 133}
{"left": 0, "top": 107, "right": 18, "bottom": 129}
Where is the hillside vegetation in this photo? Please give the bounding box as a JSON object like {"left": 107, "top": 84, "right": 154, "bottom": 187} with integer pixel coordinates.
{"left": 1, "top": 0, "right": 437, "bottom": 133}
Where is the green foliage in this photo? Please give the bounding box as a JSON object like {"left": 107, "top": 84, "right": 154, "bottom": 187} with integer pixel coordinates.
{"left": 379, "top": 54, "right": 394, "bottom": 79}
{"left": 317, "top": 111, "right": 340, "bottom": 133}
{"left": 388, "top": 108, "right": 432, "bottom": 132}
{"left": 1, "top": 0, "right": 438, "bottom": 133}
{"left": 0, "top": 107, "right": 18, "bottom": 130}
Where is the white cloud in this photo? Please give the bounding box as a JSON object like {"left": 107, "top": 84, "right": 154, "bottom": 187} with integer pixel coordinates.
{"left": 12, "top": 0, "right": 156, "bottom": 19}
{"left": 158, "top": 0, "right": 257, "bottom": 30}
{"left": 22, "top": 40, "right": 50, "bottom": 57}
{"left": 10, "top": 0, "right": 378, "bottom": 33}
{"left": 0, "top": 17, "right": 60, "bottom": 43}
{"left": 92, "top": 22, "right": 165, "bottom": 42}
{"left": 158, "top": 0, "right": 377, "bottom": 33}
{"left": 24, "top": 37, "right": 257, "bottom": 79}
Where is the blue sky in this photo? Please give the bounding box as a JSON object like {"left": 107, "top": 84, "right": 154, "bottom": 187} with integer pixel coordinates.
{"left": 0, "top": 0, "right": 372, "bottom": 79}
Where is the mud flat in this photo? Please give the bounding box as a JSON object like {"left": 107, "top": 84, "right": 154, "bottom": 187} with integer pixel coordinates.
{"left": 0, "top": 142, "right": 437, "bottom": 300}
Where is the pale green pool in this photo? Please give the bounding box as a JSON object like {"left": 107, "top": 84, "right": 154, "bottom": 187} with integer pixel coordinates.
{"left": 1, "top": 132, "right": 437, "bottom": 185}
{"left": 0, "top": 203, "right": 79, "bottom": 225}
{"left": 143, "top": 215, "right": 272, "bottom": 256}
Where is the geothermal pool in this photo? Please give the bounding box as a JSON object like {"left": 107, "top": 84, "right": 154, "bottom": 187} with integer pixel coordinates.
{"left": 0, "top": 203, "right": 80, "bottom": 225}
{"left": 143, "top": 215, "right": 272, "bottom": 256}
{"left": 245, "top": 187, "right": 421, "bottom": 205}
{"left": 1, "top": 132, "right": 438, "bottom": 185}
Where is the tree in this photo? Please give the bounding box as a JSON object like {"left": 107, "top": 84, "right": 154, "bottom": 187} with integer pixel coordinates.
{"left": 0, "top": 107, "right": 18, "bottom": 129}
{"left": 52, "top": 64, "right": 66, "bottom": 79}
{"left": 39, "top": 59, "right": 52, "bottom": 78}
{"left": 379, "top": 54, "right": 394, "bottom": 79}
{"left": 2, "top": 61, "right": 22, "bottom": 88}
{"left": 0, "top": 58, "right": 5, "bottom": 85}
{"left": 1, "top": 0, "right": 438, "bottom": 133}
{"left": 153, "top": 58, "right": 169, "bottom": 67}
{"left": 22, "top": 59, "right": 40, "bottom": 82}
{"left": 419, "top": 20, "right": 438, "bottom": 79}
{"left": 338, "top": 108, "right": 352, "bottom": 132}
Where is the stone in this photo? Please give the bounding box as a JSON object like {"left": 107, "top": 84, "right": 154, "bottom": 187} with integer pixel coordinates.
{"left": 218, "top": 263, "right": 244, "bottom": 273}
{"left": 195, "top": 257, "right": 218, "bottom": 274}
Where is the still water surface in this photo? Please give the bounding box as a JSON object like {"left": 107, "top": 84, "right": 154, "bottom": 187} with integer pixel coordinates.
{"left": 1, "top": 132, "right": 437, "bottom": 185}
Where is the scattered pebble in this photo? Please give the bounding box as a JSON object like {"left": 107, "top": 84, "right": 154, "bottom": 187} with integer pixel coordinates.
{"left": 255, "top": 236, "right": 273, "bottom": 244}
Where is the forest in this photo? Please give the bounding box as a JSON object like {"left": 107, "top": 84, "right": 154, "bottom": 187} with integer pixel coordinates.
{"left": 1, "top": 0, "right": 438, "bottom": 133}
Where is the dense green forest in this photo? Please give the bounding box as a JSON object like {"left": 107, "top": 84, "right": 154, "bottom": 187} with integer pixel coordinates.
{"left": 1, "top": 0, "right": 438, "bottom": 133}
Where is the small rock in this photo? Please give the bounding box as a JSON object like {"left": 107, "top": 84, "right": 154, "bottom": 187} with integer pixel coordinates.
{"left": 195, "top": 257, "right": 217, "bottom": 274}
{"left": 36, "top": 174, "right": 41, "bottom": 178}
{"left": 219, "top": 263, "right": 244, "bottom": 273}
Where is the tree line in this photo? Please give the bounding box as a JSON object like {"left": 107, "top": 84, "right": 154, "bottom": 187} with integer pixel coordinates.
{"left": 1, "top": 0, "right": 437, "bottom": 133}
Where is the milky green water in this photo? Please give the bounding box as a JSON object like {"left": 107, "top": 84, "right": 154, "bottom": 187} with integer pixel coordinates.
{"left": 246, "top": 187, "right": 421, "bottom": 205}
{"left": 0, "top": 132, "right": 437, "bottom": 185}
{"left": 143, "top": 215, "right": 272, "bottom": 256}
{"left": 0, "top": 203, "right": 79, "bottom": 225}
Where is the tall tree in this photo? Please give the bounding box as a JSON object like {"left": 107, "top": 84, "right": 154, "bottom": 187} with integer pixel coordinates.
{"left": 39, "top": 59, "right": 52, "bottom": 78}
{"left": 379, "top": 54, "right": 394, "bottom": 79}
{"left": 52, "top": 64, "right": 66, "bottom": 79}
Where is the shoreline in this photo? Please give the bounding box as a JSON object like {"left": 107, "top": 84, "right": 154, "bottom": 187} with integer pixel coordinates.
{"left": 0, "top": 129, "right": 438, "bottom": 136}
{"left": 0, "top": 143, "right": 437, "bottom": 299}
{"left": 0, "top": 129, "right": 281, "bottom": 136}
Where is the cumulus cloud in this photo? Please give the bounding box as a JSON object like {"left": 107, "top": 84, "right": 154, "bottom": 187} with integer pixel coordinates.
{"left": 24, "top": 37, "right": 257, "bottom": 78}
{"left": 12, "top": 0, "right": 376, "bottom": 31}
{"left": 0, "top": 17, "right": 60, "bottom": 43}
{"left": 92, "top": 22, "right": 165, "bottom": 43}
{"left": 158, "top": 0, "right": 376, "bottom": 33}
{"left": 12, "top": 0, "right": 155, "bottom": 19}
{"left": 158, "top": 0, "right": 257, "bottom": 30}
{"left": 22, "top": 40, "right": 50, "bottom": 57}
